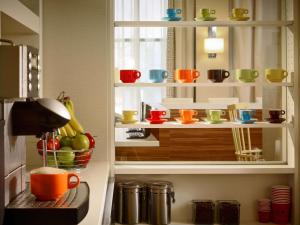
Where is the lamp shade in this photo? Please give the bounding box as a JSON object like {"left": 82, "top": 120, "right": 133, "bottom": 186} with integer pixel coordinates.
{"left": 204, "top": 38, "right": 224, "bottom": 53}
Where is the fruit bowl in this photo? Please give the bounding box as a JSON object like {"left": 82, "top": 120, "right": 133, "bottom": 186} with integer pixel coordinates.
{"left": 37, "top": 148, "right": 93, "bottom": 170}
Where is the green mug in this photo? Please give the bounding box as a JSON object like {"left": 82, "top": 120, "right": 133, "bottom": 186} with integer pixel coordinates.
{"left": 208, "top": 110, "right": 226, "bottom": 122}
{"left": 236, "top": 69, "right": 259, "bottom": 82}
{"left": 200, "top": 8, "right": 215, "bottom": 18}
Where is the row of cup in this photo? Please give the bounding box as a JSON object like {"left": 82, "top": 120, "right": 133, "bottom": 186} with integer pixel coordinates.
{"left": 165, "top": 7, "right": 249, "bottom": 21}
{"left": 121, "top": 109, "right": 286, "bottom": 125}
{"left": 195, "top": 8, "right": 250, "bottom": 21}
{"left": 119, "top": 68, "right": 289, "bottom": 83}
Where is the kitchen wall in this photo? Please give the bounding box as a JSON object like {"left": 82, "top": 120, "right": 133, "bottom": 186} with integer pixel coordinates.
{"left": 27, "top": 0, "right": 109, "bottom": 166}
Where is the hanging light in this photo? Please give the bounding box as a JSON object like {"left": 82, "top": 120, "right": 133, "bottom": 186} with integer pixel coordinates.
{"left": 204, "top": 27, "right": 224, "bottom": 58}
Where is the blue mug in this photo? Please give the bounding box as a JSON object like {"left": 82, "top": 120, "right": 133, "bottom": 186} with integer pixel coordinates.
{"left": 239, "top": 109, "right": 255, "bottom": 121}
{"left": 149, "top": 70, "right": 168, "bottom": 83}
{"left": 167, "top": 8, "right": 182, "bottom": 18}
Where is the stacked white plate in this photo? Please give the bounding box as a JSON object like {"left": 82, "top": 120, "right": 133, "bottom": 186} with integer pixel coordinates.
{"left": 271, "top": 185, "right": 291, "bottom": 204}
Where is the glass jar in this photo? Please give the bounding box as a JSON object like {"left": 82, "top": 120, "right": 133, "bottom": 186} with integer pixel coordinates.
{"left": 216, "top": 200, "right": 240, "bottom": 225}
{"left": 192, "top": 200, "right": 215, "bottom": 225}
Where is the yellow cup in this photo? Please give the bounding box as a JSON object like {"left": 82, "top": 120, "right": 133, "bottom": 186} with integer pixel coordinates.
{"left": 232, "top": 8, "right": 248, "bottom": 18}
{"left": 122, "top": 110, "right": 138, "bottom": 123}
{"left": 265, "top": 69, "right": 288, "bottom": 82}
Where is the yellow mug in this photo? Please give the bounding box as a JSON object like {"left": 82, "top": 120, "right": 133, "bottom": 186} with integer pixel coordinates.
{"left": 122, "top": 110, "right": 138, "bottom": 123}
{"left": 265, "top": 69, "right": 288, "bottom": 82}
{"left": 232, "top": 8, "right": 248, "bottom": 18}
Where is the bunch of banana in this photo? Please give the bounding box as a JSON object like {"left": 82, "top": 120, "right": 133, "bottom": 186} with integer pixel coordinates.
{"left": 63, "top": 97, "right": 84, "bottom": 134}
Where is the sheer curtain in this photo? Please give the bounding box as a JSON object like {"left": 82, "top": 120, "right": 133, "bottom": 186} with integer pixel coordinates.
{"left": 115, "top": 0, "right": 168, "bottom": 114}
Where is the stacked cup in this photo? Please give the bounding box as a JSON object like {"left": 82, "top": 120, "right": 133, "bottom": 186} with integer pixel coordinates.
{"left": 257, "top": 199, "right": 271, "bottom": 223}
{"left": 271, "top": 185, "right": 291, "bottom": 224}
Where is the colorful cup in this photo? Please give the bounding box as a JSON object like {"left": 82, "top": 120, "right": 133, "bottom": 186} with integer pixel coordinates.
{"left": 236, "top": 69, "right": 259, "bottom": 82}
{"left": 167, "top": 8, "right": 182, "bottom": 18}
{"left": 30, "top": 167, "right": 80, "bottom": 201}
{"left": 208, "top": 110, "right": 226, "bottom": 122}
{"left": 199, "top": 8, "right": 216, "bottom": 18}
{"left": 239, "top": 109, "right": 255, "bottom": 122}
{"left": 150, "top": 110, "right": 166, "bottom": 120}
{"left": 265, "top": 69, "right": 288, "bottom": 82}
{"left": 120, "top": 70, "right": 141, "bottom": 83}
{"left": 180, "top": 109, "right": 198, "bottom": 122}
{"left": 175, "top": 69, "right": 200, "bottom": 83}
{"left": 122, "top": 110, "right": 138, "bottom": 123}
{"left": 232, "top": 8, "right": 248, "bottom": 18}
{"left": 149, "top": 69, "right": 168, "bottom": 83}
{"left": 207, "top": 69, "right": 230, "bottom": 83}
{"left": 269, "top": 109, "right": 285, "bottom": 120}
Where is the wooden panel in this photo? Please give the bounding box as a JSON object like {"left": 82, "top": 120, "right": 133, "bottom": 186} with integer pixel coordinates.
{"left": 116, "top": 110, "right": 263, "bottom": 161}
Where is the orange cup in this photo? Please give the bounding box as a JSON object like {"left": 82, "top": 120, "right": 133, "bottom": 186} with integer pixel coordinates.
{"left": 30, "top": 167, "right": 80, "bottom": 201}
{"left": 180, "top": 109, "right": 198, "bottom": 121}
{"left": 175, "top": 69, "right": 200, "bottom": 83}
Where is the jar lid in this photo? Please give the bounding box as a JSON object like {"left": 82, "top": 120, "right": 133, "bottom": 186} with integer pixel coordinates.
{"left": 192, "top": 200, "right": 214, "bottom": 203}
{"left": 117, "top": 180, "right": 144, "bottom": 189}
{"left": 146, "top": 180, "right": 174, "bottom": 190}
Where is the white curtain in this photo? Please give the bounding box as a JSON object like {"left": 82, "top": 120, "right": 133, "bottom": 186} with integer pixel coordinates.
{"left": 115, "top": 0, "right": 168, "bottom": 114}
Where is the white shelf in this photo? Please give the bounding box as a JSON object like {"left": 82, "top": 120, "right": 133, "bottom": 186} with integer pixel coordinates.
{"left": 0, "top": 0, "right": 40, "bottom": 34}
{"left": 115, "top": 121, "right": 292, "bottom": 129}
{"left": 115, "top": 82, "right": 293, "bottom": 87}
{"left": 114, "top": 20, "right": 293, "bottom": 28}
{"left": 161, "top": 102, "right": 262, "bottom": 109}
{"left": 115, "top": 129, "right": 159, "bottom": 147}
{"left": 114, "top": 163, "right": 294, "bottom": 174}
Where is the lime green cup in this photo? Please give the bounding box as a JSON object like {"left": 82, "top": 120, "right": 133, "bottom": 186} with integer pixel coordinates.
{"left": 208, "top": 110, "right": 226, "bottom": 122}
{"left": 236, "top": 69, "right": 259, "bottom": 82}
{"left": 200, "top": 8, "right": 215, "bottom": 19}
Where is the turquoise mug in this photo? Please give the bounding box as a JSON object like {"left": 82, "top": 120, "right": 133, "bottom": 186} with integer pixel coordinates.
{"left": 239, "top": 109, "right": 255, "bottom": 121}
{"left": 167, "top": 8, "right": 182, "bottom": 18}
{"left": 149, "top": 70, "right": 168, "bottom": 83}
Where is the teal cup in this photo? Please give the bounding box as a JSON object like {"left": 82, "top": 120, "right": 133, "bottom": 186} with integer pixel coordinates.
{"left": 239, "top": 109, "right": 255, "bottom": 121}
{"left": 149, "top": 70, "right": 168, "bottom": 83}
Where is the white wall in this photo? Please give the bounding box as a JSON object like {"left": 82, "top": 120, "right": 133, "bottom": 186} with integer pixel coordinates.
{"left": 27, "top": 0, "right": 109, "bottom": 164}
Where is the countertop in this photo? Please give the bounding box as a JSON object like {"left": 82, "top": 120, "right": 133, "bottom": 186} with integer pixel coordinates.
{"left": 79, "top": 161, "right": 110, "bottom": 225}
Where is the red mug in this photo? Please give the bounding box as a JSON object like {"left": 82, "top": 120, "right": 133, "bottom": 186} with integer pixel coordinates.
{"left": 150, "top": 110, "right": 166, "bottom": 120}
{"left": 120, "top": 70, "right": 141, "bottom": 83}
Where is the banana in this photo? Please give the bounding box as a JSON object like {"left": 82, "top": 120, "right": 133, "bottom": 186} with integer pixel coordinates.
{"left": 59, "top": 127, "right": 68, "bottom": 137}
{"left": 64, "top": 123, "right": 76, "bottom": 137}
{"left": 64, "top": 99, "right": 84, "bottom": 133}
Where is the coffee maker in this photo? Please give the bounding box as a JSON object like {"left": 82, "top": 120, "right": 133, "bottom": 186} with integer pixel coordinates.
{"left": 0, "top": 41, "right": 89, "bottom": 225}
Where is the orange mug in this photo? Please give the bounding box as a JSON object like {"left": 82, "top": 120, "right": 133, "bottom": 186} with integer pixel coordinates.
{"left": 30, "top": 167, "right": 80, "bottom": 201}
{"left": 175, "top": 69, "right": 200, "bottom": 83}
{"left": 180, "top": 109, "right": 198, "bottom": 121}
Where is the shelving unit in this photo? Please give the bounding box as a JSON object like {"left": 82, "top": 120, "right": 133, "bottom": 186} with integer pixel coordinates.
{"left": 114, "top": 20, "right": 293, "bottom": 27}
{"left": 115, "top": 121, "right": 291, "bottom": 129}
{"left": 110, "top": 0, "right": 299, "bottom": 224}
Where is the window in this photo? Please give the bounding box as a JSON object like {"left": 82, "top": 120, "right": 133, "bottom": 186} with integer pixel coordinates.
{"left": 115, "top": 0, "right": 168, "bottom": 113}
